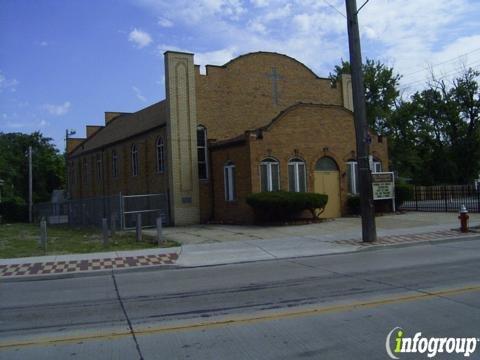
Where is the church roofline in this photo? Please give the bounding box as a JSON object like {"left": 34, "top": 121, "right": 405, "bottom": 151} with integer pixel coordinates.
{"left": 164, "top": 50, "right": 195, "bottom": 56}
{"left": 217, "top": 51, "right": 331, "bottom": 81}
{"left": 259, "top": 102, "right": 353, "bottom": 132}
{"left": 69, "top": 100, "right": 167, "bottom": 158}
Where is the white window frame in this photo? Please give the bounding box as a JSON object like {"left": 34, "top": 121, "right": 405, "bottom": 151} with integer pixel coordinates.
{"left": 260, "top": 158, "right": 280, "bottom": 192}
{"left": 347, "top": 161, "right": 358, "bottom": 195}
{"left": 373, "top": 160, "right": 382, "bottom": 173}
{"left": 96, "top": 154, "right": 102, "bottom": 181}
{"left": 288, "top": 158, "right": 306, "bottom": 192}
{"left": 131, "top": 144, "right": 139, "bottom": 177}
{"left": 83, "top": 158, "right": 88, "bottom": 185}
{"left": 156, "top": 137, "right": 165, "bottom": 173}
{"left": 112, "top": 150, "right": 118, "bottom": 178}
{"left": 224, "top": 162, "right": 236, "bottom": 201}
{"left": 197, "top": 125, "right": 208, "bottom": 180}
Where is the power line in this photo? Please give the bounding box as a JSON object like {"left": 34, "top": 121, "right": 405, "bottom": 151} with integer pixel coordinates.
{"left": 402, "top": 47, "right": 480, "bottom": 78}
{"left": 323, "top": 0, "right": 347, "bottom": 18}
{"left": 400, "top": 61, "right": 480, "bottom": 89}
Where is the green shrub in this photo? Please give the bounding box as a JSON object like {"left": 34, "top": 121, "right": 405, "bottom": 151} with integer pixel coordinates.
{"left": 346, "top": 195, "right": 361, "bottom": 215}
{"left": 0, "top": 201, "right": 28, "bottom": 222}
{"left": 395, "top": 182, "right": 413, "bottom": 208}
{"left": 246, "top": 191, "right": 328, "bottom": 223}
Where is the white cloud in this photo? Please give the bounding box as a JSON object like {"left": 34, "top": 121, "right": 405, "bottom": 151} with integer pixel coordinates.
{"left": 132, "top": 86, "right": 147, "bottom": 102}
{"left": 39, "top": 41, "right": 48, "bottom": 47}
{"left": 128, "top": 28, "right": 153, "bottom": 48}
{"left": 134, "top": 0, "right": 480, "bottom": 93}
{"left": 38, "top": 119, "right": 49, "bottom": 127}
{"left": 157, "top": 17, "right": 173, "bottom": 27}
{"left": 43, "top": 101, "right": 71, "bottom": 116}
{"left": 0, "top": 71, "right": 19, "bottom": 93}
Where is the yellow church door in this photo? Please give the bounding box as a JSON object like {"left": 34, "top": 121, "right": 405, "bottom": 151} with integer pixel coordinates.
{"left": 314, "top": 157, "right": 341, "bottom": 218}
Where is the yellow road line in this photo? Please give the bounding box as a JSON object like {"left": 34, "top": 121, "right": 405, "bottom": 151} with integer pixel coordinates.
{"left": 1, "top": 284, "right": 479, "bottom": 350}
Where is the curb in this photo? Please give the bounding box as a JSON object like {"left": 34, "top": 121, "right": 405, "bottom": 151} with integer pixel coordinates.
{"left": 2, "top": 234, "right": 479, "bottom": 283}
{"left": 0, "top": 264, "right": 180, "bottom": 283}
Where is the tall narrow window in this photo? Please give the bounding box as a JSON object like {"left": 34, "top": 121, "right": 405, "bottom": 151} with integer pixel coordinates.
{"left": 288, "top": 158, "right": 306, "bottom": 192}
{"left": 112, "top": 150, "right": 118, "bottom": 178}
{"left": 373, "top": 159, "right": 382, "bottom": 173}
{"left": 224, "top": 161, "right": 236, "bottom": 201}
{"left": 96, "top": 154, "right": 102, "bottom": 181}
{"left": 156, "top": 137, "right": 165, "bottom": 173}
{"left": 83, "top": 158, "right": 88, "bottom": 185}
{"left": 131, "top": 144, "right": 139, "bottom": 176}
{"left": 346, "top": 160, "right": 358, "bottom": 195}
{"left": 197, "top": 125, "right": 208, "bottom": 180}
{"left": 260, "top": 158, "right": 280, "bottom": 192}
{"left": 69, "top": 161, "right": 75, "bottom": 186}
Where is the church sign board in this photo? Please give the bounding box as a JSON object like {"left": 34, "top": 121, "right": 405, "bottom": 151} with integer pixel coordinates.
{"left": 372, "top": 172, "right": 394, "bottom": 200}
{"left": 372, "top": 171, "right": 396, "bottom": 212}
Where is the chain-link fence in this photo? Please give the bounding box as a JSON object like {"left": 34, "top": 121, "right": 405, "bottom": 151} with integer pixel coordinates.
{"left": 33, "top": 193, "right": 169, "bottom": 229}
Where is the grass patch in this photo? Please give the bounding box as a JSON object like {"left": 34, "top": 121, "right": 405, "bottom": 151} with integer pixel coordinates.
{"left": 0, "top": 223, "right": 179, "bottom": 259}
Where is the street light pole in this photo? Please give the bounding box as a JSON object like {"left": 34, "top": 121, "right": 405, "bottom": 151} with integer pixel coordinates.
{"left": 345, "top": 0, "right": 377, "bottom": 242}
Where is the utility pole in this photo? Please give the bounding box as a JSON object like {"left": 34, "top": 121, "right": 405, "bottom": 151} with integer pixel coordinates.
{"left": 28, "top": 146, "right": 33, "bottom": 223}
{"left": 345, "top": 0, "right": 377, "bottom": 242}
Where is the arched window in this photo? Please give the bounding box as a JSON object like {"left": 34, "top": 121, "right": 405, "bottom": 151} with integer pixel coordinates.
{"left": 112, "top": 150, "right": 118, "bottom": 178}
{"left": 346, "top": 160, "right": 358, "bottom": 195}
{"left": 315, "top": 157, "right": 339, "bottom": 171}
{"left": 197, "top": 125, "right": 208, "bottom": 180}
{"left": 224, "top": 161, "right": 236, "bottom": 201}
{"left": 260, "top": 157, "right": 280, "bottom": 192}
{"left": 288, "top": 158, "right": 306, "bottom": 192}
{"left": 156, "top": 137, "right": 165, "bottom": 173}
{"left": 131, "top": 144, "right": 139, "bottom": 176}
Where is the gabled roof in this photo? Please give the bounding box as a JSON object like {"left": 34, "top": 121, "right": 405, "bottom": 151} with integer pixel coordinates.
{"left": 258, "top": 102, "right": 353, "bottom": 132}
{"left": 70, "top": 100, "right": 167, "bottom": 157}
{"left": 210, "top": 102, "right": 353, "bottom": 149}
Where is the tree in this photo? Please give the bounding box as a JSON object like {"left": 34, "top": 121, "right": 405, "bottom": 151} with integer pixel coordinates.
{"left": 330, "top": 59, "right": 402, "bottom": 134}
{"left": 0, "top": 132, "right": 65, "bottom": 205}
{"left": 393, "top": 67, "right": 480, "bottom": 184}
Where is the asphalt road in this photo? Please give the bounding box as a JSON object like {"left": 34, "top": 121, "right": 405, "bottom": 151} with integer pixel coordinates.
{"left": 1, "top": 237, "right": 480, "bottom": 360}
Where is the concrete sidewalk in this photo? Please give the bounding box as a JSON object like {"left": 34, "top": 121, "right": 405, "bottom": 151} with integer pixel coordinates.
{"left": 1, "top": 212, "right": 479, "bottom": 279}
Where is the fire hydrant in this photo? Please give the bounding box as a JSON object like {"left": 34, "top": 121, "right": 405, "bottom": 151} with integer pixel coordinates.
{"left": 458, "top": 205, "right": 469, "bottom": 233}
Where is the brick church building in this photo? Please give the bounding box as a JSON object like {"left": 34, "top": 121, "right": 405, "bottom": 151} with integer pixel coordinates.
{"left": 67, "top": 51, "right": 388, "bottom": 226}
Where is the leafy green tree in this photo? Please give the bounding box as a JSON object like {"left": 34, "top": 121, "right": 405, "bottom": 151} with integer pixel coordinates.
{"left": 330, "top": 59, "right": 402, "bottom": 134}
{"left": 0, "top": 132, "right": 64, "bottom": 205}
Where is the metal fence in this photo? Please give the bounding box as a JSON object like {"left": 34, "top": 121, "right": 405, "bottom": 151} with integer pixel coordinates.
{"left": 401, "top": 185, "right": 480, "bottom": 213}
{"left": 122, "top": 193, "right": 169, "bottom": 230}
{"left": 33, "top": 193, "right": 169, "bottom": 229}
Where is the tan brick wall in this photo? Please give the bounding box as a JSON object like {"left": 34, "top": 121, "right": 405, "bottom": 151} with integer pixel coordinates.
{"left": 164, "top": 51, "right": 200, "bottom": 225}
{"left": 69, "top": 128, "right": 168, "bottom": 199}
{"left": 210, "top": 141, "right": 254, "bottom": 224}
{"left": 195, "top": 52, "right": 343, "bottom": 141}
{"left": 207, "top": 104, "right": 389, "bottom": 223}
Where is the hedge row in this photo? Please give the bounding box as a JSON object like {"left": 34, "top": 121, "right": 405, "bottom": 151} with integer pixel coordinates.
{"left": 246, "top": 191, "right": 328, "bottom": 222}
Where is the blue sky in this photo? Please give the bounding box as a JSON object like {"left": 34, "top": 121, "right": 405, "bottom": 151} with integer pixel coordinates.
{"left": 1, "top": 0, "right": 479, "bottom": 151}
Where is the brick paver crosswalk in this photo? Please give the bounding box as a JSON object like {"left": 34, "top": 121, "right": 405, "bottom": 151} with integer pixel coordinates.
{"left": 0, "top": 253, "right": 178, "bottom": 278}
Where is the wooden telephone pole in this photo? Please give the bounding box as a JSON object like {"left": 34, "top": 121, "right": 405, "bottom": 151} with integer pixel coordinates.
{"left": 345, "top": 0, "right": 377, "bottom": 242}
